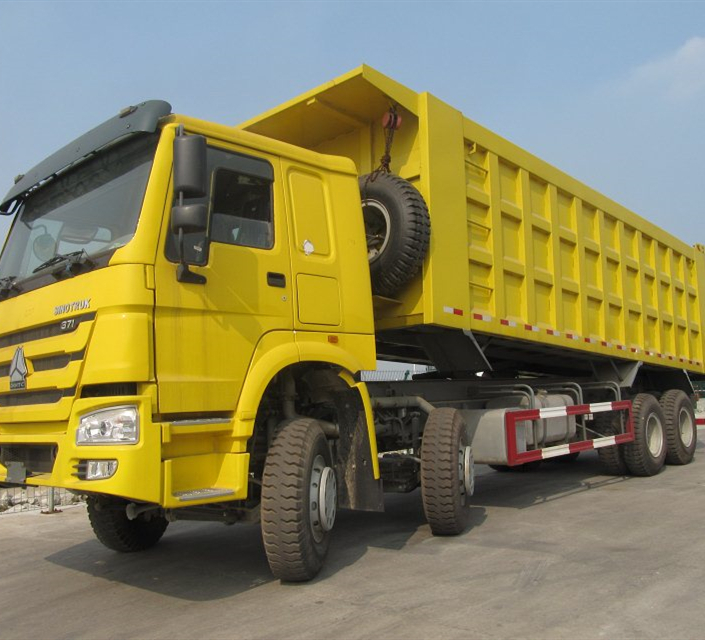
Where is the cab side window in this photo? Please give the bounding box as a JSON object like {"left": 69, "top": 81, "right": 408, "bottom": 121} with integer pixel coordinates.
{"left": 210, "top": 170, "right": 273, "bottom": 249}
{"left": 166, "top": 146, "right": 274, "bottom": 264}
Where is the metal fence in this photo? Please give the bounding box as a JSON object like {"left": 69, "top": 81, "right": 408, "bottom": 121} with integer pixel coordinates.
{"left": 0, "top": 485, "right": 84, "bottom": 515}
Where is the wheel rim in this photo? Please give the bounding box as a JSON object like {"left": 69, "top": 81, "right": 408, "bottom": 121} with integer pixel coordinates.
{"left": 458, "top": 445, "right": 475, "bottom": 504}
{"left": 645, "top": 413, "right": 664, "bottom": 457}
{"left": 362, "top": 199, "right": 391, "bottom": 264}
{"left": 309, "top": 454, "right": 336, "bottom": 543}
{"left": 678, "top": 407, "right": 695, "bottom": 448}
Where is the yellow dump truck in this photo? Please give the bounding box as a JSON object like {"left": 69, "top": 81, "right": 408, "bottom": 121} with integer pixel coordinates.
{"left": 0, "top": 66, "right": 700, "bottom": 581}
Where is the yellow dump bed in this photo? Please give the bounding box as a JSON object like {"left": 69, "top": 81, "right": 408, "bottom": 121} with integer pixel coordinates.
{"left": 241, "top": 65, "right": 705, "bottom": 374}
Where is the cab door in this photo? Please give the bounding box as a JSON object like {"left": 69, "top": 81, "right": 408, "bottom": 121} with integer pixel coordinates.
{"left": 154, "top": 143, "right": 292, "bottom": 415}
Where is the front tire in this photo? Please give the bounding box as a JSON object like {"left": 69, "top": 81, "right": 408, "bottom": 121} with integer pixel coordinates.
{"left": 261, "top": 418, "right": 337, "bottom": 582}
{"left": 87, "top": 497, "right": 168, "bottom": 552}
{"left": 659, "top": 390, "right": 697, "bottom": 465}
{"left": 623, "top": 394, "right": 667, "bottom": 477}
{"left": 421, "top": 408, "right": 474, "bottom": 536}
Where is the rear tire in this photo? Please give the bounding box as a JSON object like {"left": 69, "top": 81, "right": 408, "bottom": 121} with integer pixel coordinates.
{"left": 87, "top": 497, "right": 168, "bottom": 552}
{"left": 261, "top": 418, "right": 336, "bottom": 582}
{"left": 595, "top": 413, "right": 629, "bottom": 476}
{"left": 421, "top": 408, "right": 474, "bottom": 536}
{"left": 659, "top": 390, "right": 697, "bottom": 465}
{"left": 623, "top": 394, "right": 667, "bottom": 477}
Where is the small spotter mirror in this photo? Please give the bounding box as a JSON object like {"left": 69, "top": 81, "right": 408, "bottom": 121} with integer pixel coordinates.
{"left": 32, "top": 233, "right": 56, "bottom": 262}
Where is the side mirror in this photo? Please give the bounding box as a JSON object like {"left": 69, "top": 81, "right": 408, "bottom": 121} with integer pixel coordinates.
{"left": 173, "top": 134, "right": 207, "bottom": 198}
{"left": 171, "top": 203, "right": 207, "bottom": 234}
{"left": 171, "top": 203, "right": 207, "bottom": 285}
{"left": 172, "top": 130, "right": 208, "bottom": 285}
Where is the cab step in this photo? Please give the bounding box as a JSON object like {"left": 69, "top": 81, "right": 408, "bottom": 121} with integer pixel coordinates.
{"left": 173, "top": 488, "right": 235, "bottom": 502}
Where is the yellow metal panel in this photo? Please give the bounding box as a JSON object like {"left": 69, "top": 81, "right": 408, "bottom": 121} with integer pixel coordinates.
{"left": 162, "top": 452, "right": 249, "bottom": 508}
{"left": 288, "top": 169, "right": 331, "bottom": 256}
{"left": 283, "top": 161, "right": 375, "bottom": 337}
{"left": 241, "top": 66, "right": 705, "bottom": 374}
{"left": 6, "top": 395, "right": 162, "bottom": 504}
{"left": 295, "top": 332, "right": 377, "bottom": 374}
{"left": 82, "top": 312, "right": 152, "bottom": 385}
{"left": 296, "top": 274, "right": 341, "bottom": 326}
{"left": 417, "top": 93, "right": 470, "bottom": 329}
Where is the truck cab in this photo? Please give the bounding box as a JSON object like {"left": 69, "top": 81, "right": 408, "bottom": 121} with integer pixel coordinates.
{"left": 0, "top": 101, "right": 380, "bottom": 544}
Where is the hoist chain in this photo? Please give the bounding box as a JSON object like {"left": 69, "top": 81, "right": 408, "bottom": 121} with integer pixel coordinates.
{"left": 363, "top": 104, "right": 401, "bottom": 198}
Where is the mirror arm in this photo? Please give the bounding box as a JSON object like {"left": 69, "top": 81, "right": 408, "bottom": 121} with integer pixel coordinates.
{"left": 174, "top": 191, "right": 206, "bottom": 285}
{"left": 176, "top": 227, "right": 206, "bottom": 285}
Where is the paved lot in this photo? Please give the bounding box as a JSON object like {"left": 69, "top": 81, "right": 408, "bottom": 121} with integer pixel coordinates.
{"left": 1, "top": 432, "right": 704, "bottom": 640}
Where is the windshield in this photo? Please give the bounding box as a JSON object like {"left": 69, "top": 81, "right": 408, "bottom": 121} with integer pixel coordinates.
{"left": 0, "top": 133, "right": 158, "bottom": 284}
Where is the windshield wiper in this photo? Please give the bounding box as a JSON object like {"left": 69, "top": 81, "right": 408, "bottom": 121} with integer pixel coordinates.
{"left": 0, "top": 276, "right": 21, "bottom": 300}
{"left": 32, "top": 250, "right": 95, "bottom": 278}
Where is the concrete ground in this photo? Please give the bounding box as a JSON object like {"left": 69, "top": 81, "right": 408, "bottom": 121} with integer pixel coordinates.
{"left": 1, "top": 432, "right": 704, "bottom": 640}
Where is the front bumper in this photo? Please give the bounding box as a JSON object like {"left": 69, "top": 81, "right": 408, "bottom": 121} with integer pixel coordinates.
{"left": 0, "top": 395, "right": 250, "bottom": 508}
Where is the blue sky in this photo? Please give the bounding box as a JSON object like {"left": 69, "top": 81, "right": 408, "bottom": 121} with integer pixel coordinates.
{"left": 1, "top": 1, "right": 704, "bottom": 247}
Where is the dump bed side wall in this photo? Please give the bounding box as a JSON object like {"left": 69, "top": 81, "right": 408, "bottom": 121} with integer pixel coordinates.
{"left": 461, "top": 116, "right": 705, "bottom": 373}
{"left": 241, "top": 67, "right": 705, "bottom": 374}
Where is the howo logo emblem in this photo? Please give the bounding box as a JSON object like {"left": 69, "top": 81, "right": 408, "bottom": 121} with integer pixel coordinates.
{"left": 9, "top": 346, "right": 28, "bottom": 390}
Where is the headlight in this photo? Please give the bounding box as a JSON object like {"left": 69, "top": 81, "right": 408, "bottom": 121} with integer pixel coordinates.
{"left": 76, "top": 406, "right": 140, "bottom": 445}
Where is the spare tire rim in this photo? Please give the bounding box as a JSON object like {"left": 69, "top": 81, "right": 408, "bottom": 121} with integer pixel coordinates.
{"left": 309, "top": 454, "right": 336, "bottom": 543}
{"left": 362, "top": 199, "right": 391, "bottom": 264}
{"left": 645, "top": 413, "right": 664, "bottom": 457}
{"left": 678, "top": 407, "right": 695, "bottom": 448}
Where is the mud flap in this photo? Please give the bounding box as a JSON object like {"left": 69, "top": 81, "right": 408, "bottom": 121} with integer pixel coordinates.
{"left": 332, "top": 389, "right": 384, "bottom": 512}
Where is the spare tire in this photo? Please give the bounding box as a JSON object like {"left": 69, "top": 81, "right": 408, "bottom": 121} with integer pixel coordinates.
{"left": 359, "top": 173, "right": 431, "bottom": 298}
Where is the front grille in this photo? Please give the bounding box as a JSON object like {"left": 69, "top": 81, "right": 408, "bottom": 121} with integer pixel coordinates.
{"left": 33, "top": 351, "right": 84, "bottom": 372}
{"left": 81, "top": 383, "right": 137, "bottom": 398}
{"left": 0, "top": 312, "right": 95, "bottom": 350}
{"left": 0, "top": 350, "right": 85, "bottom": 378}
{"left": 0, "top": 444, "right": 57, "bottom": 474}
{"left": 0, "top": 387, "right": 75, "bottom": 407}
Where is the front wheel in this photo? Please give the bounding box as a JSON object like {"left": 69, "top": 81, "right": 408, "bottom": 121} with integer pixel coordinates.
{"left": 87, "top": 497, "right": 168, "bottom": 552}
{"left": 421, "top": 408, "right": 474, "bottom": 536}
{"left": 261, "top": 418, "right": 337, "bottom": 582}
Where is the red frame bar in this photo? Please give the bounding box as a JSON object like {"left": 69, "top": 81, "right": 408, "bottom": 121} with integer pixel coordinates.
{"left": 505, "top": 400, "right": 634, "bottom": 466}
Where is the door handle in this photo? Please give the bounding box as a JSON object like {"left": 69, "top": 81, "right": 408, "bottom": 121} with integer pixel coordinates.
{"left": 267, "top": 272, "right": 286, "bottom": 288}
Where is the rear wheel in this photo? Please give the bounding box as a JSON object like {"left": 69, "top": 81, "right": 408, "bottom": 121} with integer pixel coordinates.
{"left": 87, "top": 497, "right": 168, "bottom": 552}
{"left": 261, "top": 418, "right": 336, "bottom": 582}
{"left": 659, "top": 390, "right": 697, "bottom": 465}
{"left": 623, "top": 394, "right": 667, "bottom": 477}
{"left": 421, "top": 408, "right": 474, "bottom": 536}
{"left": 595, "top": 413, "right": 629, "bottom": 476}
